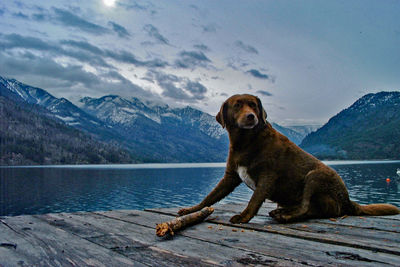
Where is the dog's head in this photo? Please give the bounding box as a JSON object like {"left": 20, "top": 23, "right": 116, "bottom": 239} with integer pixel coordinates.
{"left": 216, "top": 94, "right": 267, "bottom": 129}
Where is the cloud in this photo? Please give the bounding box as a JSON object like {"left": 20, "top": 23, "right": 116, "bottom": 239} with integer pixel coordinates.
{"left": 103, "top": 49, "right": 168, "bottom": 68}
{"left": 60, "top": 39, "right": 168, "bottom": 68}
{"left": 235, "top": 40, "right": 258, "bottom": 54}
{"left": 0, "top": 50, "right": 154, "bottom": 99}
{"left": 193, "top": 43, "right": 210, "bottom": 51}
{"left": 256, "top": 90, "right": 273, "bottom": 97}
{"left": 32, "top": 12, "right": 47, "bottom": 21}
{"left": 145, "top": 70, "right": 208, "bottom": 102}
{"left": 246, "top": 69, "right": 270, "bottom": 79}
{"left": 0, "top": 33, "right": 169, "bottom": 74}
{"left": 175, "top": 50, "right": 212, "bottom": 69}
{"left": 52, "top": 8, "right": 110, "bottom": 35}
{"left": 12, "top": 11, "right": 29, "bottom": 19}
{"left": 108, "top": 21, "right": 131, "bottom": 39}
{"left": 117, "top": 1, "right": 157, "bottom": 14}
{"left": 143, "top": 24, "right": 169, "bottom": 45}
{"left": 185, "top": 81, "right": 207, "bottom": 100}
{"left": 0, "top": 8, "right": 5, "bottom": 16}
{"left": 60, "top": 39, "right": 103, "bottom": 55}
{"left": 0, "top": 51, "right": 100, "bottom": 87}
{"left": 0, "top": 34, "right": 112, "bottom": 68}
{"left": 201, "top": 24, "right": 217, "bottom": 33}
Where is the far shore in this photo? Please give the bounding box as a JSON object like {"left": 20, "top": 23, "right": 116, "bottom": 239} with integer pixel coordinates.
{"left": 2, "top": 160, "right": 400, "bottom": 169}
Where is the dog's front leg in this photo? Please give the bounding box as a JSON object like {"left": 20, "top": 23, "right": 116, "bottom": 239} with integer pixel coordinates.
{"left": 230, "top": 174, "right": 276, "bottom": 224}
{"left": 178, "top": 171, "right": 242, "bottom": 216}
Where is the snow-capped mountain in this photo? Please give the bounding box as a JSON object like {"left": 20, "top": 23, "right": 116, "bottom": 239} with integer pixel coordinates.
{"left": 0, "top": 77, "right": 105, "bottom": 134}
{"left": 0, "top": 76, "right": 229, "bottom": 162}
{"left": 300, "top": 91, "right": 400, "bottom": 159}
{"left": 79, "top": 95, "right": 229, "bottom": 162}
{"left": 79, "top": 95, "right": 226, "bottom": 140}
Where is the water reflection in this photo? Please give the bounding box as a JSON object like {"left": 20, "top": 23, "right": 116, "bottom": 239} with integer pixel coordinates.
{"left": 1, "top": 162, "right": 399, "bottom": 216}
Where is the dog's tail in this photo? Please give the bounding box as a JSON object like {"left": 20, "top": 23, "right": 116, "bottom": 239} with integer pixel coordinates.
{"left": 350, "top": 201, "right": 400, "bottom": 216}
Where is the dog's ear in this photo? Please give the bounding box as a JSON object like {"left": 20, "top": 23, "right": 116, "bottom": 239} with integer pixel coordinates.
{"left": 216, "top": 101, "right": 228, "bottom": 128}
{"left": 256, "top": 97, "right": 267, "bottom": 125}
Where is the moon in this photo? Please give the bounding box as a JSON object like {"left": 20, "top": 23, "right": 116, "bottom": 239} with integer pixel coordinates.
{"left": 103, "top": 0, "right": 116, "bottom": 7}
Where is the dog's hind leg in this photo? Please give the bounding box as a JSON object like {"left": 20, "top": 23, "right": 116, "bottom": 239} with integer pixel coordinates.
{"left": 272, "top": 169, "right": 328, "bottom": 223}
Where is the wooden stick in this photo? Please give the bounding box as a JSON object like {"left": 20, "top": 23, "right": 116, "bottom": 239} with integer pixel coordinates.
{"left": 156, "top": 207, "right": 214, "bottom": 237}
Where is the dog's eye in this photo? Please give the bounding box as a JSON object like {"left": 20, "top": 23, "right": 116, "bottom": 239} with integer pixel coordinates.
{"left": 234, "top": 103, "right": 241, "bottom": 108}
{"left": 248, "top": 102, "right": 256, "bottom": 108}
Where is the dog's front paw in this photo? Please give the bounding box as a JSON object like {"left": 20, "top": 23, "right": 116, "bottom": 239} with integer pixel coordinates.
{"left": 229, "top": 214, "right": 250, "bottom": 224}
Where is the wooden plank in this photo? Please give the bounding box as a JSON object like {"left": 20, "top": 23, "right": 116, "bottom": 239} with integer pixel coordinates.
{"left": 36, "top": 211, "right": 299, "bottom": 267}
{"left": 0, "top": 216, "right": 141, "bottom": 266}
{"left": 102, "top": 209, "right": 400, "bottom": 266}
{"left": 154, "top": 202, "right": 400, "bottom": 231}
{"left": 147, "top": 204, "right": 400, "bottom": 256}
{"left": 150, "top": 202, "right": 400, "bottom": 233}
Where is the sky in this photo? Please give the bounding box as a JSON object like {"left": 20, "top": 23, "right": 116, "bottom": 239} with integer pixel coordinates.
{"left": 0, "top": 0, "right": 399, "bottom": 126}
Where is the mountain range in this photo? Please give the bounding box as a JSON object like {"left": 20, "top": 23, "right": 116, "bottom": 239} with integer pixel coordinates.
{"left": 2, "top": 76, "right": 310, "bottom": 164}
{"left": 8, "top": 76, "right": 396, "bottom": 164}
{"left": 300, "top": 91, "right": 400, "bottom": 159}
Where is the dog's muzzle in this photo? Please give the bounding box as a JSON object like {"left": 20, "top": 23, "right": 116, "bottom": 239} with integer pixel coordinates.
{"left": 238, "top": 112, "right": 259, "bottom": 129}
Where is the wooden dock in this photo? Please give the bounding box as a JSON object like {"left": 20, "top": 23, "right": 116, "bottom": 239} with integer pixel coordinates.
{"left": 1, "top": 201, "right": 399, "bottom": 266}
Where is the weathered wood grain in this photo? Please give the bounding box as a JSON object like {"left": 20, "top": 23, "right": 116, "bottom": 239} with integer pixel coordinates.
{"left": 1, "top": 202, "right": 399, "bottom": 267}
{"left": 104, "top": 209, "right": 400, "bottom": 266}
{"left": 0, "top": 215, "right": 141, "bottom": 266}
{"left": 36, "top": 211, "right": 298, "bottom": 266}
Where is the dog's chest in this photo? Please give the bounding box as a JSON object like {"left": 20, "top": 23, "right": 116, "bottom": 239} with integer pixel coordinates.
{"left": 236, "top": 166, "right": 256, "bottom": 191}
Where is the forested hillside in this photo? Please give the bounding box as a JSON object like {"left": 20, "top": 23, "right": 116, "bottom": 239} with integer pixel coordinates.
{"left": 0, "top": 96, "right": 135, "bottom": 165}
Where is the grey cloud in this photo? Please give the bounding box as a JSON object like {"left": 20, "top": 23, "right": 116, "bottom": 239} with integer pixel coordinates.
{"left": 62, "top": 39, "right": 168, "bottom": 67}
{"left": 63, "top": 39, "right": 168, "bottom": 68}
{"left": 143, "top": 24, "right": 169, "bottom": 45}
{"left": 0, "top": 33, "right": 55, "bottom": 51}
{"left": 226, "top": 56, "right": 249, "bottom": 71}
{"left": 32, "top": 13, "right": 47, "bottom": 21}
{"left": 0, "top": 51, "right": 100, "bottom": 87}
{"left": 256, "top": 90, "right": 273, "bottom": 97}
{"left": 246, "top": 69, "right": 270, "bottom": 79}
{"left": 185, "top": 81, "right": 207, "bottom": 100}
{"left": 117, "top": 1, "right": 157, "bottom": 14}
{"left": 193, "top": 43, "right": 210, "bottom": 51}
{"left": 0, "top": 50, "right": 154, "bottom": 99}
{"left": 13, "top": 1, "right": 25, "bottom": 9}
{"left": 104, "top": 49, "right": 168, "bottom": 68}
{"left": 52, "top": 8, "right": 110, "bottom": 35}
{"left": 12, "top": 11, "right": 29, "bottom": 19}
{"left": 175, "top": 50, "right": 212, "bottom": 69}
{"left": 146, "top": 70, "right": 208, "bottom": 102}
{"left": 0, "top": 34, "right": 168, "bottom": 69}
{"left": 0, "top": 34, "right": 111, "bottom": 68}
{"left": 235, "top": 40, "right": 259, "bottom": 54}
{"left": 201, "top": 24, "right": 217, "bottom": 33}
{"left": 60, "top": 39, "right": 104, "bottom": 55}
{"left": 108, "top": 21, "right": 131, "bottom": 39}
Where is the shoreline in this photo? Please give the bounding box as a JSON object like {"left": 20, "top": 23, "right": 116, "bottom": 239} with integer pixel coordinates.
{"left": 2, "top": 159, "right": 400, "bottom": 169}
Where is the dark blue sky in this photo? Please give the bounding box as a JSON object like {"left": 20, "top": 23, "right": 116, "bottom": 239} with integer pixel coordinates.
{"left": 0, "top": 0, "right": 399, "bottom": 125}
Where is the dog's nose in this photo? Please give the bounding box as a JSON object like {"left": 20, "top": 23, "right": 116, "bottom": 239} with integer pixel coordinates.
{"left": 247, "top": 113, "right": 255, "bottom": 121}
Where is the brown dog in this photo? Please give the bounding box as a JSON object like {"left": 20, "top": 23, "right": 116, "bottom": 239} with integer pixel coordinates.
{"left": 178, "top": 94, "right": 400, "bottom": 223}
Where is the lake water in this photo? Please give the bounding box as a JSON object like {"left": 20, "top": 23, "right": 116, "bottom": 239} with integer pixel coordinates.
{"left": 1, "top": 161, "right": 400, "bottom": 216}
